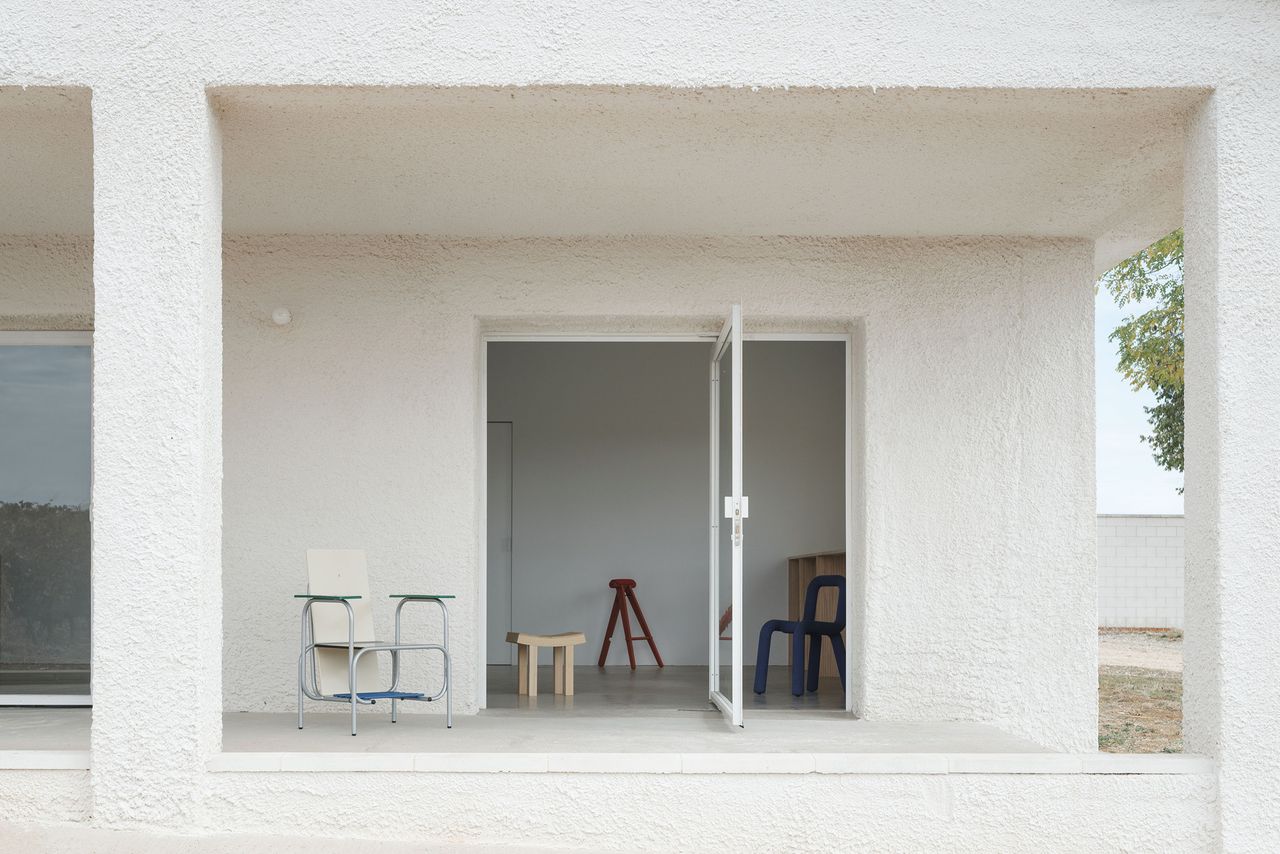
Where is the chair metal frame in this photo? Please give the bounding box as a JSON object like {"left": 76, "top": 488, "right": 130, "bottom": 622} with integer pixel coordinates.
{"left": 297, "top": 593, "right": 452, "bottom": 735}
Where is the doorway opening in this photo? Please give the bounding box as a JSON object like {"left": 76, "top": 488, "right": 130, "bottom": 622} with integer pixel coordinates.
{"left": 481, "top": 323, "right": 851, "bottom": 726}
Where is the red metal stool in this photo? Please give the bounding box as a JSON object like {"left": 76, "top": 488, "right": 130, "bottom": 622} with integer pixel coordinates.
{"left": 597, "top": 578, "right": 664, "bottom": 668}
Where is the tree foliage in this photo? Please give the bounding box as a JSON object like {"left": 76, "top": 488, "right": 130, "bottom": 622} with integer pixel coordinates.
{"left": 1099, "top": 229, "right": 1184, "bottom": 487}
{"left": 0, "top": 501, "right": 91, "bottom": 666}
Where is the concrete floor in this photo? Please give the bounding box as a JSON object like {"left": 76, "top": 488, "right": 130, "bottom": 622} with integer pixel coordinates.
{"left": 0, "top": 665, "right": 1048, "bottom": 757}
{"left": 485, "top": 664, "right": 847, "bottom": 714}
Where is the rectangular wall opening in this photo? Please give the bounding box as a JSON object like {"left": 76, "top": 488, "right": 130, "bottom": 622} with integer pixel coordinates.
{"left": 483, "top": 337, "right": 849, "bottom": 723}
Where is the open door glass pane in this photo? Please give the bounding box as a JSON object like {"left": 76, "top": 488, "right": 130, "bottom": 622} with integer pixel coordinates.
{"left": 0, "top": 343, "right": 92, "bottom": 704}
{"left": 716, "top": 342, "right": 733, "bottom": 707}
{"left": 709, "top": 306, "right": 743, "bottom": 727}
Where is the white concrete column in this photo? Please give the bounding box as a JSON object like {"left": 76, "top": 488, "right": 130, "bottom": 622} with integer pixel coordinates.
{"left": 1184, "top": 79, "right": 1280, "bottom": 852}
{"left": 90, "top": 85, "right": 222, "bottom": 826}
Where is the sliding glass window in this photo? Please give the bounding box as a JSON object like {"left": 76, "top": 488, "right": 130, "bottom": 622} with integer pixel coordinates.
{"left": 0, "top": 333, "right": 91, "bottom": 705}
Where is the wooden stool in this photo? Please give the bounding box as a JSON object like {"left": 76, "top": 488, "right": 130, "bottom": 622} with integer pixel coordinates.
{"left": 506, "top": 631, "right": 587, "bottom": 696}
{"left": 597, "top": 578, "right": 664, "bottom": 669}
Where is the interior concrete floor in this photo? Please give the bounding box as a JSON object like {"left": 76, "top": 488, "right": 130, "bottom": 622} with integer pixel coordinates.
{"left": 0, "top": 705, "right": 1046, "bottom": 757}
{"left": 485, "top": 664, "right": 847, "bottom": 715}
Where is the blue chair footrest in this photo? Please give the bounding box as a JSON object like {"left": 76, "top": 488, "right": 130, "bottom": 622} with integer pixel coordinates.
{"left": 334, "top": 691, "right": 426, "bottom": 700}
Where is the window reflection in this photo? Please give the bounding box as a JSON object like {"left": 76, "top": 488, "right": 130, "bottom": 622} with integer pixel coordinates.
{"left": 0, "top": 344, "right": 91, "bottom": 699}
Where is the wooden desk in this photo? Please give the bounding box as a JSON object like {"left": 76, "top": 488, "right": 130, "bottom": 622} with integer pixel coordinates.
{"left": 787, "top": 551, "right": 846, "bottom": 678}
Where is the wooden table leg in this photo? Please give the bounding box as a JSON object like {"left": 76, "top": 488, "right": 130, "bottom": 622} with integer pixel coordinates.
{"left": 554, "top": 646, "right": 566, "bottom": 694}
{"left": 564, "top": 645, "right": 575, "bottom": 696}
{"left": 526, "top": 645, "right": 538, "bottom": 697}
{"left": 516, "top": 644, "right": 529, "bottom": 695}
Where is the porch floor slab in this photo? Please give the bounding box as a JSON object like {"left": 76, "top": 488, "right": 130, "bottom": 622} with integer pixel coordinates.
{"left": 232, "top": 665, "right": 1050, "bottom": 764}
{"left": 0, "top": 705, "right": 1214, "bottom": 776}
{"left": 231, "top": 708, "right": 1044, "bottom": 755}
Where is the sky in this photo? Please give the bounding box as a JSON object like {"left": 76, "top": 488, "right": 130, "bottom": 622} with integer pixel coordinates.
{"left": 0, "top": 345, "right": 92, "bottom": 507}
{"left": 1095, "top": 287, "right": 1185, "bottom": 514}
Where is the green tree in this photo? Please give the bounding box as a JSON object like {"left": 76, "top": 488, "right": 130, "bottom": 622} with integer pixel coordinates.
{"left": 1099, "top": 228, "right": 1184, "bottom": 490}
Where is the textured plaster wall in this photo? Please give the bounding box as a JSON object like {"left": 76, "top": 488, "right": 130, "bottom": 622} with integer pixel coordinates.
{"left": 88, "top": 89, "right": 224, "bottom": 827}
{"left": 0, "top": 770, "right": 91, "bottom": 824}
{"left": 0, "top": 237, "right": 92, "bottom": 330}
{"left": 194, "top": 771, "right": 1215, "bottom": 853}
{"left": 1183, "top": 82, "right": 1280, "bottom": 853}
{"left": 0, "top": 767, "right": 1219, "bottom": 852}
{"left": 220, "top": 235, "right": 1096, "bottom": 752}
{"left": 4, "top": 1, "right": 1279, "bottom": 847}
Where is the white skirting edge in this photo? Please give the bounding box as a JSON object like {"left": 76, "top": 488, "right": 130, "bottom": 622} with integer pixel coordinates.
{"left": 0, "top": 750, "right": 91, "bottom": 770}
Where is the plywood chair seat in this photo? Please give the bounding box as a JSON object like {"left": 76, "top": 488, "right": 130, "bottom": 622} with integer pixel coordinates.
{"left": 506, "top": 631, "right": 587, "bottom": 646}
{"left": 505, "top": 631, "right": 587, "bottom": 696}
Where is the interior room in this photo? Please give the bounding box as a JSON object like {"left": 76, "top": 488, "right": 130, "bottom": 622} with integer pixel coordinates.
{"left": 484, "top": 338, "right": 848, "bottom": 717}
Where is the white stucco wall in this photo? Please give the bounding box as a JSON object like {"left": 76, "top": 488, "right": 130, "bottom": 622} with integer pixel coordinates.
{"left": 4, "top": 2, "right": 1280, "bottom": 848}
{"left": 1098, "top": 515, "right": 1185, "bottom": 629}
{"left": 214, "top": 234, "right": 1096, "bottom": 752}
{"left": 0, "top": 766, "right": 1219, "bottom": 852}
{"left": 1183, "top": 85, "right": 1280, "bottom": 853}
{"left": 0, "top": 237, "right": 92, "bottom": 330}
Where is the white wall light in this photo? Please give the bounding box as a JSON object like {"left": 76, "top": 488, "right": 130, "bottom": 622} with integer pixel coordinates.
{"left": 271, "top": 308, "right": 292, "bottom": 326}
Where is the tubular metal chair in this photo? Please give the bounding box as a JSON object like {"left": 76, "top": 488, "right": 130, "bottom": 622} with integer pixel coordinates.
{"left": 753, "top": 574, "right": 846, "bottom": 697}
{"left": 296, "top": 549, "right": 452, "bottom": 735}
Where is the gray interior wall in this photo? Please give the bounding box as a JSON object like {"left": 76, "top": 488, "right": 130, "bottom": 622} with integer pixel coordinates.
{"left": 487, "top": 340, "right": 845, "bottom": 666}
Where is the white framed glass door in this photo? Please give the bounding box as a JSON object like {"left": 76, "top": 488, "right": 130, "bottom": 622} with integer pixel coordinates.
{"left": 709, "top": 306, "right": 745, "bottom": 727}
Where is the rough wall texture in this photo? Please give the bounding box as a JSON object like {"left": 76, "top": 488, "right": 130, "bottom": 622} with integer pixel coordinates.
{"left": 0, "top": 771, "right": 91, "bottom": 823}
{"left": 1097, "top": 515, "right": 1185, "bottom": 629}
{"left": 1184, "top": 82, "right": 1280, "bottom": 853}
{"left": 0, "top": 237, "right": 91, "bottom": 330}
{"left": 3, "top": 1, "right": 1280, "bottom": 848}
{"left": 217, "top": 235, "right": 1097, "bottom": 751}
{"left": 87, "top": 88, "right": 224, "bottom": 826}
{"left": 0, "top": 767, "right": 1219, "bottom": 853}
{"left": 195, "top": 771, "right": 1216, "bottom": 853}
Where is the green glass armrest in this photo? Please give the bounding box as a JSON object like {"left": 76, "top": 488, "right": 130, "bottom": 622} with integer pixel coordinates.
{"left": 294, "top": 594, "right": 361, "bottom": 600}
{"left": 389, "top": 594, "right": 455, "bottom": 600}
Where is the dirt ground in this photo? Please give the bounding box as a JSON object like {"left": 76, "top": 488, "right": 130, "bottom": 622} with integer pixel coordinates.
{"left": 1098, "top": 628, "right": 1183, "bottom": 753}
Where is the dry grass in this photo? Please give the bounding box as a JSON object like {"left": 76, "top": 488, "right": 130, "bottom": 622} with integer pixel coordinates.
{"left": 1098, "top": 629, "right": 1183, "bottom": 753}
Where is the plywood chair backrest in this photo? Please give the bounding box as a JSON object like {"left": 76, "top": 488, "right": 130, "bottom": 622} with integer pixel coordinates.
{"left": 306, "top": 549, "right": 377, "bottom": 642}
{"left": 306, "top": 549, "right": 379, "bottom": 695}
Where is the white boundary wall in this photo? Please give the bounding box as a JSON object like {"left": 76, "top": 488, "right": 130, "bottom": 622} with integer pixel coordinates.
{"left": 1098, "top": 515, "right": 1185, "bottom": 629}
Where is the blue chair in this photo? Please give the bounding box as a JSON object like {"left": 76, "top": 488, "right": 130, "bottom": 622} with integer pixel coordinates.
{"left": 754, "top": 575, "right": 846, "bottom": 697}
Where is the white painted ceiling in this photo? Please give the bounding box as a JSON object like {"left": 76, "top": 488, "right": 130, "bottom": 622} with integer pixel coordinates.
{"left": 2, "top": 86, "right": 1194, "bottom": 271}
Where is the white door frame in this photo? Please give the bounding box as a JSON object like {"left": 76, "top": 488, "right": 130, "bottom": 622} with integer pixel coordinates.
{"left": 0, "top": 330, "right": 94, "bottom": 707}
{"left": 478, "top": 329, "right": 854, "bottom": 713}
{"left": 709, "top": 306, "right": 744, "bottom": 726}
